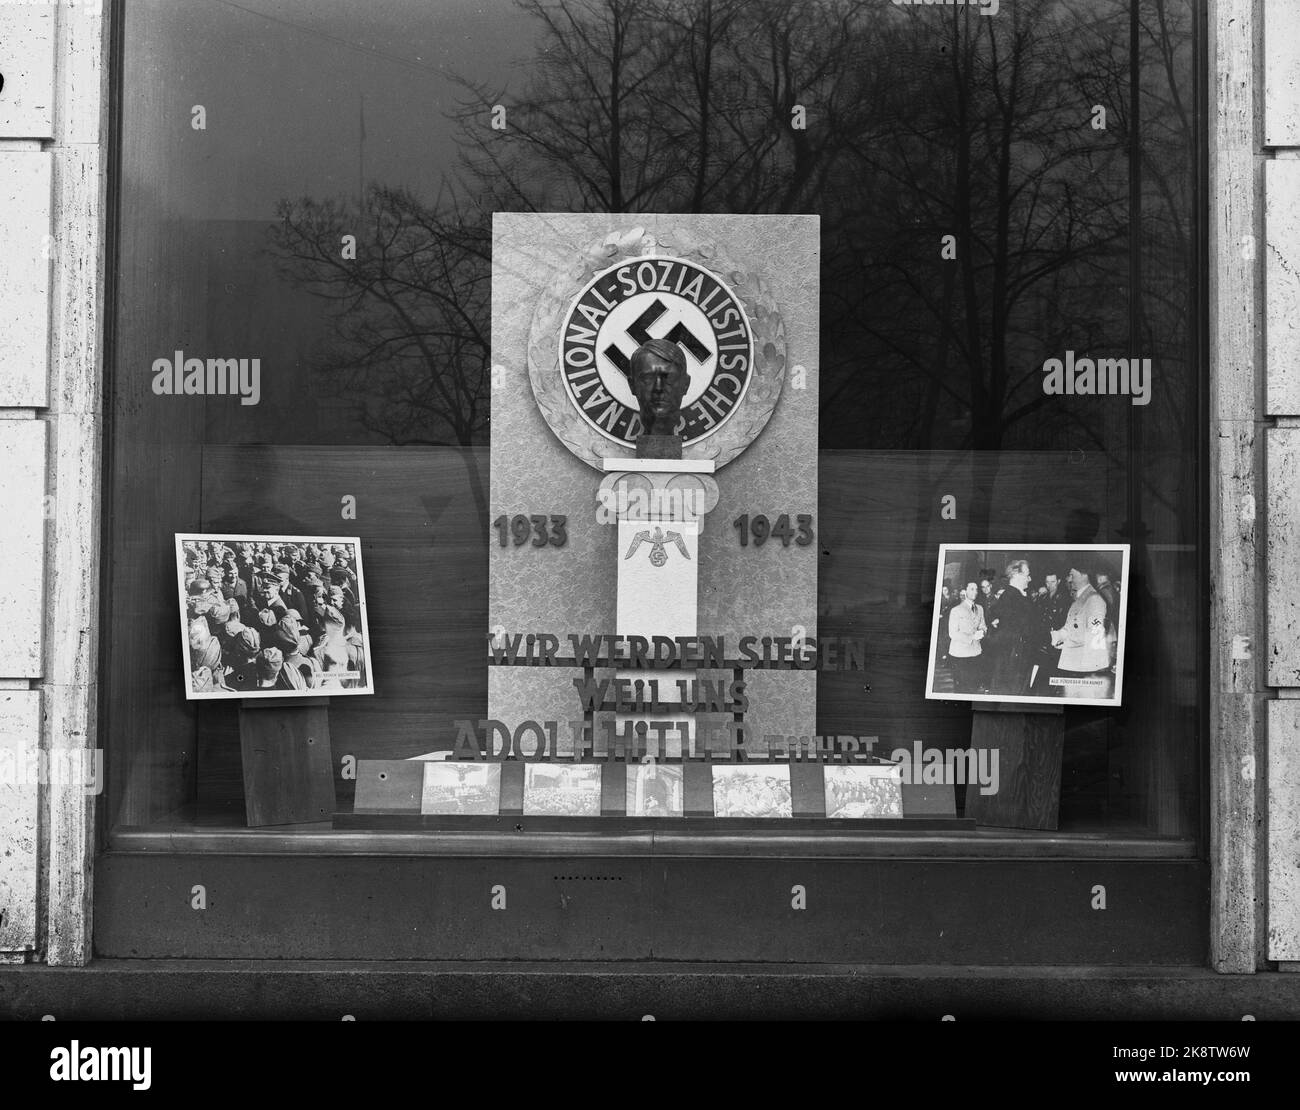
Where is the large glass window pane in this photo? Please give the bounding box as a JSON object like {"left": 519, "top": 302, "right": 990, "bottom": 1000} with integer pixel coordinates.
{"left": 106, "top": 0, "right": 1203, "bottom": 843}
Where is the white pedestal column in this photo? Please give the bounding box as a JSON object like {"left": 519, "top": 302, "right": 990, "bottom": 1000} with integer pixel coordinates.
{"left": 598, "top": 460, "right": 718, "bottom": 763}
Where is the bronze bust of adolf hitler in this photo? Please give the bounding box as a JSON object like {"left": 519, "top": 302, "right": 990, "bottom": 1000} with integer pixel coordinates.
{"left": 627, "top": 337, "right": 689, "bottom": 459}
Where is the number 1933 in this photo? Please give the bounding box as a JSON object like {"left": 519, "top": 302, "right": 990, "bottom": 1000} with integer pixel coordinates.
{"left": 493, "top": 514, "right": 567, "bottom": 547}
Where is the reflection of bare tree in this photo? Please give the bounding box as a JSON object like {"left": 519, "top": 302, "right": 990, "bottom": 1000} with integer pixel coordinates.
{"left": 452, "top": 0, "right": 881, "bottom": 216}
{"left": 267, "top": 0, "right": 1194, "bottom": 518}
{"left": 270, "top": 186, "right": 491, "bottom": 449}
{"left": 453, "top": 0, "right": 674, "bottom": 211}
{"left": 821, "top": 4, "right": 1133, "bottom": 460}
{"left": 1069, "top": 0, "right": 1198, "bottom": 459}
{"left": 452, "top": 0, "right": 1194, "bottom": 472}
{"left": 269, "top": 185, "right": 491, "bottom": 521}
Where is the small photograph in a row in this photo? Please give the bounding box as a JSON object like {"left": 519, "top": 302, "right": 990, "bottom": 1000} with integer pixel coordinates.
{"left": 415, "top": 760, "right": 905, "bottom": 819}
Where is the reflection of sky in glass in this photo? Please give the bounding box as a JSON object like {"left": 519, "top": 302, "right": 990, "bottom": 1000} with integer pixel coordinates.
{"left": 124, "top": 0, "right": 534, "bottom": 218}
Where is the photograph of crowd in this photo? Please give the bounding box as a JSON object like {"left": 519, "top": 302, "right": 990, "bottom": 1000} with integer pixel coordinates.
{"left": 823, "top": 765, "right": 904, "bottom": 819}
{"left": 925, "top": 544, "right": 1130, "bottom": 707}
{"left": 421, "top": 763, "right": 501, "bottom": 816}
{"left": 176, "top": 534, "right": 374, "bottom": 700}
{"left": 711, "top": 765, "right": 793, "bottom": 819}
{"left": 523, "top": 764, "right": 603, "bottom": 817}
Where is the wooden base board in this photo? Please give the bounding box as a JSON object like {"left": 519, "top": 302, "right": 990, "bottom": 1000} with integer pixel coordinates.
{"left": 965, "top": 711, "right": 1064, "bottom": 830}
{"left": 238, "top": 700, "right": 336, "bottom": 827}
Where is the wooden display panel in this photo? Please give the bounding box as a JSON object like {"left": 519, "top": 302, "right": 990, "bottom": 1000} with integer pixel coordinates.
{"left": 238, "top": 698, "right": 335, "bottom": 826}
{"left": 965, "top": 706, "right": 1065, "bottom": 831}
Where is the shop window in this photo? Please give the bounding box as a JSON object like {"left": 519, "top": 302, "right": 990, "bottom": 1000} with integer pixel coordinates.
{"left": 104, "top": 0, "right": 1204, "bottom": 848}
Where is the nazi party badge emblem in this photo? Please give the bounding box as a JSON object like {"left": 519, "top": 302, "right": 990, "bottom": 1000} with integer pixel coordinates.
{"left": 527, "top": 227, "right": 788, "bottom": 470}
{"left": 561, "top": 256, "right": 752, "bottom": 446}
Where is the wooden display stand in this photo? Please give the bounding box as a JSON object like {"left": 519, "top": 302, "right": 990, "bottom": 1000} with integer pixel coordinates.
{"left": 964, "top": 702, "right": 1064, "bottom": 830}
{"left": 238, "top": 697, "right": 335, "bottom": 826}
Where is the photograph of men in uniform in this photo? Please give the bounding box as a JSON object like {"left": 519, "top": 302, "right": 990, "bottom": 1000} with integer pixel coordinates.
{"left": 1030, "top": 568, "right": 1072, "bottom": 692}
{"left": 176, "top": 534, "right": 374, "bottom": 700}
{"left": 1050, "top": 557, "right": 1115, "bottom": 700}
{"left": 927, "top": 544, "right": 1129, "bottom": 707}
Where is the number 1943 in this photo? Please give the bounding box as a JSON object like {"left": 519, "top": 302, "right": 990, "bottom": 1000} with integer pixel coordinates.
{"left": 733, "top": 514, "right": 813, "bottom": 548}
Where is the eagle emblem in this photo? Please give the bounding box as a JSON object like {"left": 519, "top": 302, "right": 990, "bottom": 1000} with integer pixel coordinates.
{"left": 624, "top": 526, "right": 691, "bottom": 567}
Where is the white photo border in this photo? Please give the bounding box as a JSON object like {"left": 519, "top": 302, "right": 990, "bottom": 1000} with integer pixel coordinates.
{"left": 175, "top": 532, "right": 376, "bottom": 701}
{"left": 923, "top": 543, "right": 1131, "bottom": 708}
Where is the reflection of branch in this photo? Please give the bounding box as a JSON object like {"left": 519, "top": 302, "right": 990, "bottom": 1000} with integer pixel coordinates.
{"left": 269, "top": 186, "right": 490, "bottom": 449}
{"left": 289, "top": 0, "right": 1196, "bottom": 465}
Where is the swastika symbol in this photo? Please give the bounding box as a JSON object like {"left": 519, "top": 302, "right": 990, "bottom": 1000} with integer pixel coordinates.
{"left": 604, "top": 298, "right": 711, "bottom": 380}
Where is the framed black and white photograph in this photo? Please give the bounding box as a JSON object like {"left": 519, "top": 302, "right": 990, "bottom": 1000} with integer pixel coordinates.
{"left": 925, "top": 544, "right": 1131, "bottom": 708}
{"left": 175, "top": 533, "right": 374, "bottom": 700}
